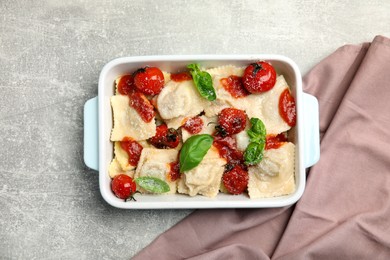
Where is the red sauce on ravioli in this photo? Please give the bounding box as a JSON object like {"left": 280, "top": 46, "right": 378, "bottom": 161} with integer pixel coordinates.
{"left": 168, "top": 161, "right": 181, "bottom": 181}
{"left": 171, "top": 72, "right": 192, "bottom": 82}
{"left": 120, "top": 137, "right": 143, "bottom": 166}
{"left": 265, "top": 133, "right": 287, "bottom": 150}
{"left": 213, "top": 136, "right": 244, "bottom": 168}
{"left": 129, "top": 92, "right": 155, "bottom": 123}
{"left": 220, "top": 75, "right": 249, "bottom": 98}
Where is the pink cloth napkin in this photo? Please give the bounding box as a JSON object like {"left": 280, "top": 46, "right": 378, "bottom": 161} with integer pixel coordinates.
{"left": 133, "top": 35, "right": 390, "bottom": 260}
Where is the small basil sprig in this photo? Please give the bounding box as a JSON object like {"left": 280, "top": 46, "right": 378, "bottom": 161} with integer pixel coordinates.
{"left": 247, "top": 117, "right": 266, "bottom": 143}
{"left": 244, "top": 118, "right": 266, "bottom": 165}
{"left": 135, "top": 177, "right": 170, "bottom": 194}
{"left": 244, "top": 142, "right": 265, "bottom": 165}
{"left": 180, "top": 134, "right": 214, "bottom": 172}
{"left": 187, "top": 63, "right": 216, "bottom": 101}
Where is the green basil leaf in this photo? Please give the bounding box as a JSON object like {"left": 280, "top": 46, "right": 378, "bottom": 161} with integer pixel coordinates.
{"left": 244, "top": 117, "right": 267, "bottom": 165}
{"left": 244, "top": 141, "right": 265, "bottom": 165}
{"left": 249, "top": 118, "right": 266, "bottom": 140}
{"left": 135, "top": 177, "right": 170, "bottom": 194}
{"left": 187, "top": 63, "right": 216, "bottom": 101}
{"left": 247, "top": 129, "right": 260, "bottom": 143}
{"left": 180, "top": 134, "right": 214, "bottom": 172}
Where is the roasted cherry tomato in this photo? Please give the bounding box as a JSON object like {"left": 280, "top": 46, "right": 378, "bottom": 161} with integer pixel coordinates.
{"left": 217, "top": 108, "right": 247, "bottom": 136}
{"left": 243, "top": 61, "right": 276, "bottom": 93}
{"left": 222, "top": 165, "right": 249, "bottom": 195}
{"left": 183, "top": 116, "right": 204, "bottom": 134}
{"left": 117, "top": 75, "right": 135, "bottom": 95}
{"left": 129, "top": 92, "right": 155, "bottom": 123}
{"left": 133, "top": 67, "right": 165, "bottom": 95}
{"left": 279, "top": 89, "right": 296, "bottom": 127}
{"left": 120, "top": 137, "right": 143, "bottom": 166}
{"left": 149, "top": 124, "right": 180, "bottom": 149}
{"left": 111, "top": 174, "right": 137, "bottom": 200}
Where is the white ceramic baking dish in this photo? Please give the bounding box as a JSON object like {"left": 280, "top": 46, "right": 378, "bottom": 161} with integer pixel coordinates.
{"left": 84, "top": 55, "right": 320, "bottom": 209}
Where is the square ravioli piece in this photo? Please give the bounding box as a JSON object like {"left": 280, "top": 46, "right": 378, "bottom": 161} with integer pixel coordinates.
{"left": 248, "top": 142, "right": 295, "bottom": 198}
{"left": 108, "top": 157, "right": 135, "bottom": 179}
{"left": 134, "top": 148, "right": 178, "bottom": 194}
{"left": 177, "top": 147, "right": 226, "bottom": 198}
{"left": 157, "top": 80, "right": 208, "bottom": 129}
{"left": 114, "top": 140, "right": 149, "bottom": 171}
{"left": 203, "top": 65, "right": 245, "bottom": 117}
{"left": 228, "top": 75, "right": 292, "bottom": 135}
{"left": 110, "top": 95, "right": 156, "bottom": 141}
{"left": 114, "top": 141, "right": 136, "bottom": 171}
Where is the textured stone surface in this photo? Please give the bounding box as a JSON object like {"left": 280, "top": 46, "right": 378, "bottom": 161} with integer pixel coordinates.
{"left": 0, "top": 0, "right": 389, "bottom": 259}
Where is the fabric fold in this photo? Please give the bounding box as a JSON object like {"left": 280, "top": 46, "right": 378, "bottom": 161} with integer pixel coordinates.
{"left": 133, "top": 35, "right": 390, "bottom": 260}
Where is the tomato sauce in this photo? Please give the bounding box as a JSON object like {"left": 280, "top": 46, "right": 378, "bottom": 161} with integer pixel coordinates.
{"left": 266, "top": 133, "right": 287, "bottom": 150}
{"left": 279, "top": 89, "right": 296, "bottom": 127}
{"left": 183, "top": 116, "right": 204, "bottom": 134}
{"left": 149, "top": 124, "right": 180, "bottom": 149}
{"left": 171, "top": 72, "right": 192, "bottom": 82}
{"left": 220, "top": 75, "right": 249, "bottom": 98}
{"left": 168, "top": 161, "right": 181, "bottom": 181}
{"left": 129, "top": 92, "right": 155, "bottom": 123}
{"left": 213, "top": 136, "right": 244, "bottom": 168}
{"left": 120, "top": 137, "right": 143, "bottom": 166}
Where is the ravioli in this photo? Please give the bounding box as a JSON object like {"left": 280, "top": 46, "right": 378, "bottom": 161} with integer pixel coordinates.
{"left": 134, "top": 148, "right": 179, "bottom": 194}
{"left": 157, "top": 80, "right": 207, "bottom": 127}
{"left": 110, "top": 95, "right": 156, "bottom": 141}
{"left": 203, "top": 66, "right": 245, "bottom": 117}
{"left": 114, "top": 142, "right": 135, "bottom": 171}
{"left": 207, "top": 72, "right": 291, "bottom": 135}
{"left": 162, "top": 71, "right": 171, "bottom": 84}
{"left": 108, "top": 157, "right": 135, "bottom": 178}
{"left": 206, "top": 65, "right": 245, "bottom": 78}
{"left": 177, "top": 147, "right": 226, "bottom": 198}
{"left": 256, "top": 75, "right": 292, "bottom": 134}
{"left": 248, "top": 142, "right": 295, "bottom": 198}
{"left": 114, "top": 140, "right": 149, "bottom": 171}
{"left": 229, "top": 75, "right": 291, "bottom": 135}
{"left": 164, "top": 117, "right": 186, "bottom": 130}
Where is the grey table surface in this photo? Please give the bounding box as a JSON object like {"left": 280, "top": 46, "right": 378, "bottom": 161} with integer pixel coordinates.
{"left": 1, "top": 0, "right": 389, "bottom": 259}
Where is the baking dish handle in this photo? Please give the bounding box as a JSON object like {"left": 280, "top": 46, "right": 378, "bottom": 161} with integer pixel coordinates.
{"left": 302, "top": 93, "right": 320, "bottom": 168}
{"left": 84, "top": 97, "right": 99, "bottom": 171}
